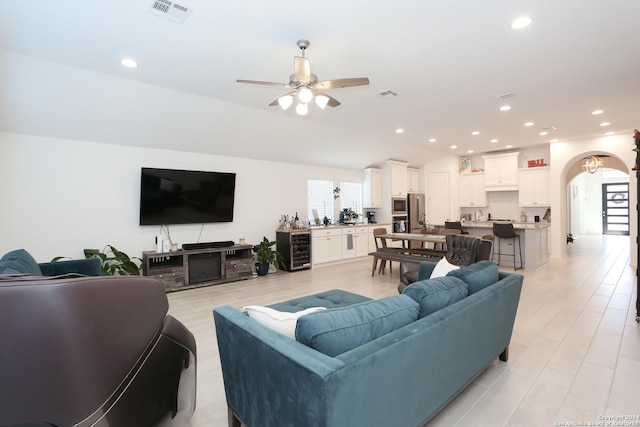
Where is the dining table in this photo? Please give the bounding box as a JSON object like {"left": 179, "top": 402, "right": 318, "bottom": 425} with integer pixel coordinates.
{"left": 379, "top": 232, "right": 447, "bottom": 248}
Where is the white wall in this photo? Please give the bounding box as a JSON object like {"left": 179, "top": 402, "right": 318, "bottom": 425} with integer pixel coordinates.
{"left": 0, "top": 132, "right": 362, "bottom": 262}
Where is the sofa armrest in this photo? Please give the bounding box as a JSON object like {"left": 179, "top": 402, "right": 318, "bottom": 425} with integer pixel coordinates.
{"left": 213, "top": 306, "right": 345, "bottom": 427}
{"left": 38, "top": 258, "right": 102, "bottom": 276}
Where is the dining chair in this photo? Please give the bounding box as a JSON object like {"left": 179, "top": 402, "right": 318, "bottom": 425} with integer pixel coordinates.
{"left": 437, "top": 228, "right": 461, "bottom": 251}
{"left": 371, "top": 228, "right": 404, "bottom": 276}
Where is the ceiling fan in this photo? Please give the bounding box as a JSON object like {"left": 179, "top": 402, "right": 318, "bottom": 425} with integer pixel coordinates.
{"left": 237, "top": 39, "right": 370, "bottom": 115}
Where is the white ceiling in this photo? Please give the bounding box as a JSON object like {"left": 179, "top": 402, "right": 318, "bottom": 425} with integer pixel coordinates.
{"left": 1, "top": 0, "right": 639, "bottom": 170}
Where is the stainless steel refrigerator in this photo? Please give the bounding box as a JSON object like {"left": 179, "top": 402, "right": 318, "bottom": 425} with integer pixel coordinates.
{"left": 407, "top": 193, "right": 426, "bottom": 233}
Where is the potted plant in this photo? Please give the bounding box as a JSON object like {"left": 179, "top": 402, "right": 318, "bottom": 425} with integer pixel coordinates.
{"left": 253, "top": 236, "right": 284, "bottom": 276}
{"left": 84, "top": 245, "right": 141, "bottom": 276}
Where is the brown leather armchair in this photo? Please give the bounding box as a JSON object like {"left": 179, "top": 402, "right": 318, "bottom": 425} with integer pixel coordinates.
{"left": 399, "top": 234, "right": 493, "bottom": 291}
{"left": 0, "top": 274, "right": 196, "bottom": 427}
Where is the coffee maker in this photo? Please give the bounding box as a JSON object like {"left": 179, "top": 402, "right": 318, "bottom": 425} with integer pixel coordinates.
{"left": 366, "top": 211, "right": 377, "bottom": 224}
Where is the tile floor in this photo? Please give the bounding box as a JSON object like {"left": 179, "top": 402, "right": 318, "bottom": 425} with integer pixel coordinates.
{"left": 167, "top": 234, "right": 640, "bottom": 427}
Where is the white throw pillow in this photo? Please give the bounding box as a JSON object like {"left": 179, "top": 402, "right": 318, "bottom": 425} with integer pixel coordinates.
{"left": 243, "top": 305, "right": 327, "bottom": 339}
{"left": 430, "top": 257, "right": 460, "bottom": 279}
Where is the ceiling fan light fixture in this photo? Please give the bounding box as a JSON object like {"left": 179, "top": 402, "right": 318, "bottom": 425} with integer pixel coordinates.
{"left": 295, "top": 102, "right": 308, "bottom": 116}
{"left": 277, "top": 95, "right": 294, "bottom": 110}
{"left": 315, "top": 94, "right": 329, "bottom": 109}
{"left": 298, "top": 86, "right": 313, "bottom": 104}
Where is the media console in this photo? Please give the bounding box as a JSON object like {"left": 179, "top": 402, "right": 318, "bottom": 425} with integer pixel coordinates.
{"left": 142, "top": 244, "right": 253, "bottom": 292}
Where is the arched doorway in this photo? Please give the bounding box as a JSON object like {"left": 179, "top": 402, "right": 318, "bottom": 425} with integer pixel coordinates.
{"left": 566, "top": 161, "right": 630, "bottom": 239}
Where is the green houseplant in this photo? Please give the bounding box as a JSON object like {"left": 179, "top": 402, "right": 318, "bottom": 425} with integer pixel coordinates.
{"left": 84, "top": 245, "right": 141, "bottom": 276}
{"left": 253, "top": 236, "right": 284, "bottom": 276}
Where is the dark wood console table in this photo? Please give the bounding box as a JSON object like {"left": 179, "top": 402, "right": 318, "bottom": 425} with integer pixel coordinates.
{"left": 142, "top": 244, "right": 253, "bottom": 292}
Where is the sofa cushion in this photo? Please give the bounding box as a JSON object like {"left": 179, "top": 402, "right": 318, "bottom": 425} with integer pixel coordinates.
{"left": 402, "top": 276, "right": 468, "bottom": 318}
{"left": 243, "top": 305, "right": 327, "bottom": 339}
{"left": 446, "top": 260, "right": 499, "bottom": 294}
{"left": 430, "top": 256, "right": 460, "bottom": 278}
{"left": 295, "top": 294, "right": 419, "bottom": 357}
{"left": 268, "top": 289, "right": 372, "bottom": 313}
{"left": 0, "top": 249, "right": 42, "bottom": 275}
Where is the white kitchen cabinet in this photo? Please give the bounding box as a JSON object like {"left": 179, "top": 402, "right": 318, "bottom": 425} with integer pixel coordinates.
{"left": 352, "top": 226, "right": 370, "bottom": 258}
{"left": 518, "top": 167, "right": 550, "bottom": 206}
{"left": 311, "top": 228, "right": 342, "bottom": 266}
{"left": 388, "top": 160, "right": 408, "bottom": 197}
{"left": 459, "top": 173, "right": 487, "bottom": 207}
{"left": 363, "top": 168, "right": 382, "bottom": 208}
{"left": 407, "top": 168, "right": 420, "bottom": 193}
{"left": 483, "top": 152, "right": 519, "bottom": 191}
{"left": 342, "top": 227, "right": 356, "bottom": 259}
{"left": 367, "top": 225, "right": 378, "bottom": 253}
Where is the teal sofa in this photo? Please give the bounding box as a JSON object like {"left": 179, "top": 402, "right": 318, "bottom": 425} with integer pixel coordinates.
{"left": 0, "top": 248, "right": 101, "bottom": 276}
{"left": 214, "top": 261, "right": 523, "bottom": 427}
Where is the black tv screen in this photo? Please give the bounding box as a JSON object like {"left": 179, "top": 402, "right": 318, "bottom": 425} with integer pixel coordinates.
{"left": 139, "top": 167, "right": 236, "bottom": 225}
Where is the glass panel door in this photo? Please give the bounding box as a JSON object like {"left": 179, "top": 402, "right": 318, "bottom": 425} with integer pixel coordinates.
{"left": 602, "top": 183, "right": 629, "bottom": 235}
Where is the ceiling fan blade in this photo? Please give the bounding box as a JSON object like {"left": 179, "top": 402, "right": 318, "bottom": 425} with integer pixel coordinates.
{"left": 312, "top": 90, "right": 341, "bottom": 108}
{"left": 314, "top": 77, "right": 370, "bottom": 89}
{"left": 237, "top": 79, "right": 291, "bottom": 88}
{"left": 294, "top": 56, "right": 311, "bottom": 84}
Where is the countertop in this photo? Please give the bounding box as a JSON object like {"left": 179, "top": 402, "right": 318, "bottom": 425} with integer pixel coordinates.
{"left": 309, "top": 223, "right": 389, "bottom": 230}
{"left": 459, "top": 221, "right": 550, "bottom": 230}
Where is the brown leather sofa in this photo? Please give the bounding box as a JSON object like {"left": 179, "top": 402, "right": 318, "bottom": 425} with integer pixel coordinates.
{"left": 0, "top": 274, "right": 196, "bottom": 427}
{"left": 399, "top": 234, "right": 493, "bottom": 292}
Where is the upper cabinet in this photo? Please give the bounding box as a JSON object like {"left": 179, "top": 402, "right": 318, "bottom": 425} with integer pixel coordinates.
{"left": 518, "top": 167, "right": 550, "bottom": 206}
{"left": 386, "top": 160, "right": 408, "bottom": 197}
{"left": 483, "top": 152, "right": 519, "bottom": 191}
{"left": 407, "top": 168, "right": 421, "bottom": 193}
{"left": 459, "top": 173, "right": 487, "bottom": 207}
{"left": 363, "top": 168, "right": 382, "bottom": 208}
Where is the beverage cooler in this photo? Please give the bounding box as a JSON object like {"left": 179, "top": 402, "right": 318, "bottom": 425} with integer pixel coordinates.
{"left": 276, "top": 230, "right": 312, "bottom": 271}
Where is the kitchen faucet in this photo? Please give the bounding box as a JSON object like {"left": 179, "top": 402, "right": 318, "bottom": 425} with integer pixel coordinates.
{"left": 474, "top": 209, "right": 483, "bottom": 222}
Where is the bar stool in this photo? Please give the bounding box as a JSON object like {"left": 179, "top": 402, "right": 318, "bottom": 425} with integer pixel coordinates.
{"left": 492, "top": 223, "right": 522, "bottom": 270}
{"left": 444, "top": 221, "right": 469, "bottom": 234}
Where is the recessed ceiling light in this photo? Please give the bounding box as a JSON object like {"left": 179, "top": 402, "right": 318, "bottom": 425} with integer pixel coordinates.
{"left": 428, "top": 138, "right": 436, "bottom": 143}
{"left": 395, "top": 128, "right": 404, "bottom": 134}
{"left": 524, "top": 122, "right": 534, "bottom": 127}
{"left": 539, "top": 131, "right": 548, "bottom": 136}
{"left": 468, "top": 150, "right": 474, "bottom": 154}
{"left": 450, "top": 145, "right": 457, "bottom": 149}
{"left": 121, "top": 58, "right": 138, "bottom": 68}
{"left": 471, "top": 131, "right": 480, "bottom": 136}
{"left": 592, "top": 109, "right": 604, "bottom": 115}
{"left": 499, "top": 105, "right": 511, "bottom": 112}
{"left": 505, "top": 145, "right": 513, "bottom": 149}
{"left": 511, "top": 16, "right": 532, "bottom": 30}
{"left": 600, "top": 122, "right": 610, "bottom": 127}
{"left": 490, "top": 139, "right": 498, "bottom": 143}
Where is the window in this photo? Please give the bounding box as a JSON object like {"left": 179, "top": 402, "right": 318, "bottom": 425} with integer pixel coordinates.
{"left": 339, "top": 182, "right": 363, "bottom": 216}
{"left": 307, "top": 180, "right": 334, "bottom": 224}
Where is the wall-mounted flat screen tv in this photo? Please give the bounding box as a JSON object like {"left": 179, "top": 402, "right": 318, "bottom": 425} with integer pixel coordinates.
{"left": 139, "top": 167, "right": 236, "bottom": 225}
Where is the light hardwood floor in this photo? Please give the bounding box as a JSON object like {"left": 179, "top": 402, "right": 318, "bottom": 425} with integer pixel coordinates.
{"left": 167, "top": 235, "right": 640, "bottom": 427}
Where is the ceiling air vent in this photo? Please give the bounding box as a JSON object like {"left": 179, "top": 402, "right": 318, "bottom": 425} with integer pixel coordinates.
{"left": 375, "top": 90, "right": 399, "bottom": 99}
{"left": 498, "top": 92, "right": 517, "bottom": 100}
{"left": 148, "top": 0, "right": 192, "bottom": 24}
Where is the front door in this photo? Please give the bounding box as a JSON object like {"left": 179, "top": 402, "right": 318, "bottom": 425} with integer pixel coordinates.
{"left": 602, "top": 183, "right": 629, "bottom": 235}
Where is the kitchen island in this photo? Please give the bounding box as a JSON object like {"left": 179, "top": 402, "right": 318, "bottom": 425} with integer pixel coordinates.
{"left": 459, "top": 221, "right": 550, "bottom": 270}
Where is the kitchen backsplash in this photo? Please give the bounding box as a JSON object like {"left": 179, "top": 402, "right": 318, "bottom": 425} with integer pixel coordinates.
{"left": 460, "top": 191, "right": 549, "bottom": 222}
